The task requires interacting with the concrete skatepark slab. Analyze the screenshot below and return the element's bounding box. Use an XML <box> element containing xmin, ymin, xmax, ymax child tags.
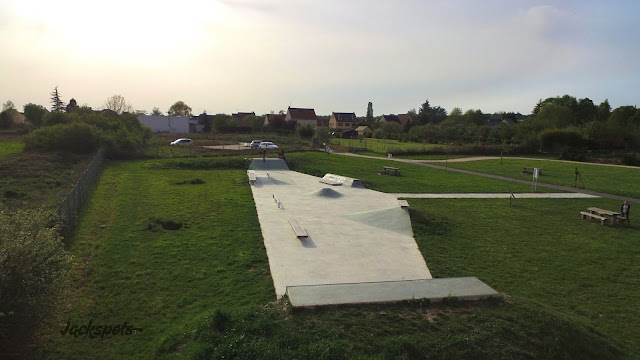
<box><xmin>248</xmin><ymin>158</ymin><xmax>499</xmax><ymax>306</ymax></box>
<box><xmin>286</xmin><ymin>277</ymin><xmax>501</xmax><ymax>307</ymax></box>
<box><xmin>248</xmin><ymin>159</ymin><xmax>431</xmax><ymax>297</ymax></box>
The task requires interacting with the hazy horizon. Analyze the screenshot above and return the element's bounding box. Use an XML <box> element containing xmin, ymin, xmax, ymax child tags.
<box><xmin>1</xmin><ymin>0</ymin><xmax>639</xmax><ymax>116</ymax></box>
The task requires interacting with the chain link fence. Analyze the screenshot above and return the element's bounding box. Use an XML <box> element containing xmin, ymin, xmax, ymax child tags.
<box><xmin>57</xmin><ymin>147</ymin><xmax>105</xmax><ymax>224</ymax></box>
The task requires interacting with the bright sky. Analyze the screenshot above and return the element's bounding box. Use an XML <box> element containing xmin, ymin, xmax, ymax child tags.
<box><xmin>1</xmin><ymin>0</ymin><xmax>639</xmax><ymax>116</ymax></box>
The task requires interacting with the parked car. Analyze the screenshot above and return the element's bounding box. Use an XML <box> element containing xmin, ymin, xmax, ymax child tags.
<box><xmin>258</xmin><ymin>141</ymin><xmax>278</xmax><ymax>149</ymax></box>
<box><xmin>250</xmin><ymin>140</ymin><xmax>263</xmax><ymax>148</ymax></box>
<box><xmin>170</xmin><ymin>138</ymin><xmax>192</xmax><ymax>146</ymax></box>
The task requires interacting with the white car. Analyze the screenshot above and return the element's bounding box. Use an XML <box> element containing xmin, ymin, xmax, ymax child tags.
<box><xmin>250</xmin><ymin>140</ymin><xmax>263</xmax><ymax>148</ymax></box>
<box><xmin>258</xmin><ymin>141</ymin><xmax>278</xmax><ymax>149</ymax></box>
<box><xmin>170</xmin><ymin>138</ymin><xmax>192</xmax><ymax>146</ymax></box>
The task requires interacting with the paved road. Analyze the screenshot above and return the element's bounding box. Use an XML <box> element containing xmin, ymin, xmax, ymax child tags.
<box><xmin>424</xmin><ymin>155</ymin><xmax>640</xmax><ymax>169</ymax></box>
<box><xmin>334</xmin><ymin>152</ymin><xmax>640</xmax><ymax>204</ymax></box>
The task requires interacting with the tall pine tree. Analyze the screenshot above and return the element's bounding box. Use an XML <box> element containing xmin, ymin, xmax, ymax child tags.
<box><xmin>50</xmin><ymin>86</ymin><xmax>65</xmax><ymax>112</ymax></box>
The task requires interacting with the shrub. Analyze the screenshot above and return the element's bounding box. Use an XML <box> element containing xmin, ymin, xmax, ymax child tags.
<box><xmin>539</xmin><ymin>129</ymin><xmax>587</xmax><ymax>152</ymax></box>
<box><xmin>297</xmin><ymin>124</ymin><xmax>315</xmax><ymax>138</ymax></box>
<box><xmin>23</xmin><ymin>122</ymin><xmax>103</xmax><ymax>154</ymax></box>
<box><xmin>0</xmin><ymin>208</ymin><xmax>70</xmax><ymax>355</ymax></box>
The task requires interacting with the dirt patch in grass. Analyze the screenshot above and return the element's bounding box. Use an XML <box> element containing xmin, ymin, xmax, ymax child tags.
<box><xmin>172</xmin><ymin>178</ymin><xmax>206</xmax><ymax>185</ymax></box>
<box><xmin>146</xmin><ymin>216</ymin><xmax>185</xmax><ymax>231</ymax></box>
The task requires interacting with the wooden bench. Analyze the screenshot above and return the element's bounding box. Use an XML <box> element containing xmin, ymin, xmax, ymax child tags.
<box><xmin>580</xmin><ymin>211</ymin><xmax>607</xmax><ymax>225</ymax></box>
<box><xmin>288</xmin><ymin>218</ymin><xmax>308</xmax><ymax>238</ymax></box>
<box><xmin>381</xmin><ymin>166</ymin><xmax>400</xmax><ymax>176</ymax></box>
<box><xmin>522</xmin><ymin>167</ymin><xmax>542</xmax><ymax>175</ymax></box>
<box><xmin>587</xmin><ymin>207</ymin><xmax>621</xmax><ymax>225</ymax></box>
<box><xmin>247</xmin><ymin>170</ymin><xmax>256</xmax><ymax>185</ymax></box>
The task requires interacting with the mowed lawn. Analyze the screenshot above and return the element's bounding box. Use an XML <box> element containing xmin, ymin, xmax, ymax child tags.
<box><xmin>287</xmin><ymin>151</ymin><xmax>553</xmax><ymax>193</ymax></box>
<box><xmin>445</xmin><ymin>158</ymin><xmax>640</xmax><ymax>199</ymax></box>
<box><xmin>0</xmin><ymin>141</ymin><xmax>24</xmax><ymax>160</ymax></box>
<box><xmin>409</xmin><ymin>197</ymin><xmax>640</xmax><ymax>352</ymax></box>
<box><xmin>36</xmin><ymin>154</ymin><xmax>640</xmax><ymax>358</ymax></box>
<box><xmin>37</xmin><ymin>160</ymin><xmax>274</xmax><ymax>359</ymax></box>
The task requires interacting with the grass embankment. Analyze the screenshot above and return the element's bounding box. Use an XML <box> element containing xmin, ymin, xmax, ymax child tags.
<box><xmin>286</xmin><ymin>151</ymin><xmax>551</xmax><ymax>194</ymax></box>
<box><xmin>0</xmin><ymin>151</ymin><xmax>93</xmax><ymax>210</ymax></box>
<box><xmin>0</xmin><ymin>141</ymin><xmax>24</xmax><ymax>160</ymax></box>
<box><xmin>446</xmin><ymin>158</ymin><xmax>640</xmax><ymax>199</ymax></box>
<box><xmin>36</xmin><ymin>155</ymin><xmax>639</xmax><ymax>358</ymax></box>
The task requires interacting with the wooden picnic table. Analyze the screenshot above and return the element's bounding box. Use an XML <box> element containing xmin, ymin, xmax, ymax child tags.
<box><xmin>522</xmin><ymin>167</ymin><xmax>542</xmax><ymax>175</ymax></box>
<box><xmin>587</xmin><ymin>207</ymin><xmax>622</xmax><ymax>225</ymax></box>
<box><xmin>381</xmin><ymin>166</ymin><xmax>400</xmax><ymax>176</ymax></box>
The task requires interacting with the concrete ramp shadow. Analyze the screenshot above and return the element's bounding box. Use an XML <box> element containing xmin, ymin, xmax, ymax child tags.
<box><xmin>344</xmin><ymin>207</ymin><xmax>413</xmax><ymax>236</ymax></box>
<box><xmin>306</xmin><ymin>187</ymin><xmax>343</xmax><ymax>199</ymax></box>
<box><xmin>249</xmin><ymin>158</ymin><xmax>290</xmax><ymax>171</ymax></box>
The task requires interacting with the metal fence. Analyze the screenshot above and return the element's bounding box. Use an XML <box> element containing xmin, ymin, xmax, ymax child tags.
<box><xmin>57</xmin><ymin>147</ymin><xmax>105</xmax><ymax>224</ymax></box>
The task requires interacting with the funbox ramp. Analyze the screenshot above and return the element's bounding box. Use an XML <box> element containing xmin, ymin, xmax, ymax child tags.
<box><xmin>286</xmin><ymin>278</ymin><xmax>501</xmax><ymax>307</ymax></box>
<box><xmin>249</xmin><ymin>158</ymin><xmax>290</xmax><ymax>171</ymax></box>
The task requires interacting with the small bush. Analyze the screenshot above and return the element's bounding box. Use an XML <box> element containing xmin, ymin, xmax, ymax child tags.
<box><xmin>0</xmin><ymin>208</ymin><xmax>70</xmax><ymax>355</ymax></box>
<box><xmin>622</xmin><ymin>153</ymin><xmax>640</xmax><ymax>166</ymax></box>
<box><xmin>23</xmin><ymin>122</ymin><xmax>103</xmax><ymax>154</ymax></box>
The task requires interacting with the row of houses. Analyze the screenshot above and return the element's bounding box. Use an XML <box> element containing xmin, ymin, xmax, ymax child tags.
<box><xmin>139</xmin><ymin>106</ymin><xmax>414</xmax><ymax>134</ymax></box>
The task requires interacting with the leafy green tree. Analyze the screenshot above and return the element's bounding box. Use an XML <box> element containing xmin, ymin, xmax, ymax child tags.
<box><xmin>576</xmin><ymin>98</ymin><xmax>597</xmax><ymax>124</ymax></box>
<box><xmin>0</xmin><ymin>111</ymin><xmax>14</xmax><ymax>129</ymax></box>
<box><xmin>607</xmin><ymin>106</ymin><xmax>637</xmax><ymax>127</ymax></box>
<box><xmin>2</xmin><ymin>100</ymin><xmax>15</xmax><ymax>112</ymax></box>
<box><xmin>151</xmin><ymin>107</ymin><xmax>163</xmax><ymax>116</ymax></box>
<box><xmin>464</xmin><ymin>109</ymin><xmax>485</xmax><ymax>125</ymax></box>
<box><xmin>298</xmin><ymin>124</ymin><xmax>315</xmax><ymax>138</ymax></box>
<box><xmin>23</xmin><ymin>103</ymin><xmax>49</xmax><ymax>127</ymax></box>
<box><xmin>168</xmin><ymin>101</ymin><xmax>192</xmax><ymax>117</ymax></box>
<box><xmin>596</xmin><ymin>99</ymin><xmax>611</xmax><ymax>122</ymax></box>
<box><xmin>50</xmin><ymin>86</ymin><xmax>65</xmax><ymax>112</ymax></box>
<box><xmin>366</xmin><ymin>102</ymin><xmax>373</xmax><ymax>122</ymax></box>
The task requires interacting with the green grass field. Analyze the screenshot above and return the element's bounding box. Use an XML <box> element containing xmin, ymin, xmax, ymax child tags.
<box><xmin>36</xmin><ymin>160</ymin><xmax>274</xmax><ymax>358</ymax></box>
<box><xmin>286</xmin><ymin>152</ymin><xmax>552</xmax><ymax>193</ymax></box>
<box><xmin>330</xmin><ymin>137</ymin><xmax>440</xmax><ymax>154</ymax></box>
<box><xmin>445</xmin><ymin>158</ymin><xmax>640</xmax><ymax>199</ymax></box>
<box><xmin>0</xmin><ymin>141</ymin><xmax>24</xmax><ymax>160</ymax></box>
<box><xmin>33</xmin><ymin>154</ymin><xmax>640</xmax><ymax>358</ymax></box>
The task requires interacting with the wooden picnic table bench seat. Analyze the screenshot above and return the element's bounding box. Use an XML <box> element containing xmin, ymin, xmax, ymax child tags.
<box><xmin>247</xmin><ymin>170</ymin><xmax>256</xmax><ymax>185</ymax></box>
<box><xmin>381</xmin><ymin>166</ymin><xmax>400</xmax><ymax>176</ymax></box>
<box><xmin>522</xmin><ymin>167</ymin><xmax>542</xmax><ymax>175</ymax></box>
<box><xmin>288</xmin><ymin>218</ymin><xmax>308</xmax><ymax>238</ymax></box>
<box><xmin>580</xmin><ymin>211</ymin><xmax>607</xmax><ymax>225</ymax></box>
<box><xmin>587</xmin><ymin>207</ymin><xmax>622</xmax><ymax>225</ymax></box>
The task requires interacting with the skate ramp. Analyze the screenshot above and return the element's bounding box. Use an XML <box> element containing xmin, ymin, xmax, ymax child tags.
<box><xmin>286</xmin><ymin>277</ymin><xmax>501</xmax><ymax>307</ymax></box>
<box><xmin>322</xmin><ymin>174</ymin><xmax>365</xmax><ymax>188</ymax></box>
<box><xmin>249</xmin><ymin>158</ymin><xmax>289</xmax><ymax>171</ymax></box>
<box><xmin>344</xmin><ymin>207</ymin><xmax>413</xmax><ymax>237</ymax></box>
<box><xmin>307</xmin><ymin>187</ymin><xmax>344</xmax><ymax>199</ymax></box>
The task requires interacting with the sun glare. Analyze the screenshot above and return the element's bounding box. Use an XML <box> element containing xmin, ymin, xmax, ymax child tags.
<box><xmin>9</xmin><ymin>0</ymin><xmax>232</xmax><ymax>63</ymax></box>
